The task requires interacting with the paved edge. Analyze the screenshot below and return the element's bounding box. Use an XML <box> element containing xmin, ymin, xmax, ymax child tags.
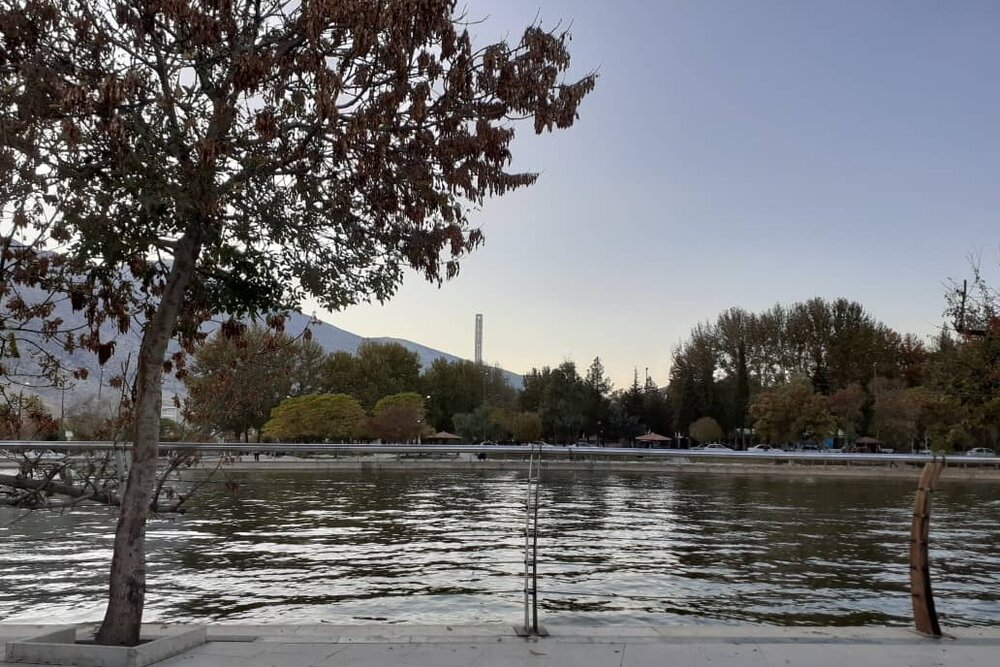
<box><xmin>3</xmin><ymin>624</ymin><xmax>999</xmax><ymax>646</ymax></box>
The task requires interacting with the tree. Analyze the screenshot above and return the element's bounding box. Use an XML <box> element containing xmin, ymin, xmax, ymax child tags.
<box><xmin>263</xmin><ymin>394</ymin><xmax>366</xmax><ymax>442</ymax></box>
<box><xmin>422</xmin><ymin>358</ymin><xmax>485</xmax><ymax>431</ymax></box>
<box><xmin>869</xmin><ymin>379</ymin><xmax>922</xmax><ymax>448</ymax></box>
<box><xmin>320</xmin><ymin>351</ymin><xmax>360</xmax><ymax>397</ymax></box>
<box><xmin>1</xmin><ymin>1</ymin><xmax>593</xmax><ymax>644</ymax></box>
<box><xmin>509</xmin><ymin>411</ymin><xmax>543</xmax><ymax>443</ymax></box>
<box><xmin>539</xmin><ymin>361</ymin><xmax>586</xmax><ymax>442</ymax></box>
<box><xmin>351</xmin><ymin>342</ymin><xmax>422</xmax><ymax>410</ymax></box>
<box><xmin>582</xmin><ymin>357</ymin><xmax>611</xmax><ymax>439</ymax></box>
<box><xmin>370</xmin><ymin>392</ymin><xmax>426</xmax><ymax>442</ymax></box>
<box><xmin>519</xmin><ymin>367</ymin><xmax>553</xmax><ymax>413</ymax></box>
<box><xmin>0</xmin><ymin>392</ymin><xmax>58</xmax><ymax>440</ymax></box>
<box><xmin>826</xmin><ymin>383</ymin><xmax>866</xmax><ymax>443</ymax></box>
<box><xmin>688</xmin><ymin>416</ymin><xmax>723</xmax><ymax>443</ymax></box>
<box><xmin>750</xmin><ymin>379</ymin><xmax>835</xmax><ymax>445</ymax></box>
<box><xmin>453</xmin><ymin>404</ymin><xmax>508</xmax><ymax>443</ymax></box>
<box><xmin>64</xmin><ymin>395</ymin><xmax>118</xmax><ymax>441</ymax></box>
<box><xmin>184</xmin><ymin>325</ymin><xmax>324</xmax><ymax>441</ymax></box>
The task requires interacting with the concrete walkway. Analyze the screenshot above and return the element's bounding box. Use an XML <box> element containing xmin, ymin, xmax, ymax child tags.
<box><xmin>2</xmin><ymin>623</ymin><xmax>998</xmax><ymax>667</ymax></box>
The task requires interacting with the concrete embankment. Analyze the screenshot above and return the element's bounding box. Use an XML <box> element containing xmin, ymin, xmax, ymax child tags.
<box><xmin>1</xmin><ymin>623</ymin><xmax>997</xmax><ymax>667</ymax></box>
<box><xmin>202</xmin><ymin>455</ymin><xmax>1000</xmax><ymax>481</ymax></box>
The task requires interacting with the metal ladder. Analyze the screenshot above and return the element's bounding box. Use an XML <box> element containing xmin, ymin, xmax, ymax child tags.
<box><xmin>515</xmin><ymin>443</ymin><xmax>547</xmax><ymax>636</ymax></box>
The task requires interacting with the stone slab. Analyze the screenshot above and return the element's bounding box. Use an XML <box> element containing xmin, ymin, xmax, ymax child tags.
<box><xmin>5</xmin><ymin>626</ymin><xmax>206</xmax><ymax>667</ymax></box>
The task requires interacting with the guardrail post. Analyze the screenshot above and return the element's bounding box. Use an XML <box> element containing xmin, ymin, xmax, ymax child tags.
<box><xmin>910</xmin><ymin>455</ymin><xmax>945</xmax><ymax>637</ymax></box>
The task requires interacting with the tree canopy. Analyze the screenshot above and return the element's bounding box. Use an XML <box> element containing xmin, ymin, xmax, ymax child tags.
<box><xmin>184</xmin><ymin>325</ymin><xmax>324</xmax><ymax>440</ymax></box>
<box><xmin>1</xmin><ymin>0</ymin><xmax>594</xmax><ymax>645</ymax></box>
<box><xmin>263</xmin><ymin>393</ymin><xmax>366</xmax><ymax>442</ymax></box>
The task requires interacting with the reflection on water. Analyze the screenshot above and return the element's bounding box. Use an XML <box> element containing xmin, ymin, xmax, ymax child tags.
<box><xmin>1</xmin><ymin>470</ymin><xmax>997</xmax><ymax>626</ymax></box>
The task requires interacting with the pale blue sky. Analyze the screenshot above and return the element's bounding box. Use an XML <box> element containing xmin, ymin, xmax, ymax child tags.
<box><xmin>316</xmin><ymin>0</ymin><xmax>1000</xmax><ymax>389</ymax></box>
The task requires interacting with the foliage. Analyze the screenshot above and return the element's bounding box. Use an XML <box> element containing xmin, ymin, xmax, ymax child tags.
<box><xmin>322</xmin><ymin>342</ymin><xmax>422</xmax><ymax>410</ymax></box>
<box><xmin>509</xmin><ymin>411</ymin><xmax>543</xmax><ymax>443</ymax></box>
<box><xmin>539</xmin><ymin>362</ymin><xmax>586</xmax><ymax>442</ymax></box>
<box><xmin>826</xmin><ymin>383</ymin><xmax>866</xmax><ymax>442</ymax></box>
<box><xmin>669</xmin><ymin>298</ymin><xmax>915</xmax><ymax>435</ymax></box>
<box><xmin>453</xmin><ymin>404</ymin><xmax>509</xmax><ymax>443</ymax></box>
<box><xmin>184</xmin><ymin>325</ymin><xmax>325</xmax><ymax>440</ymax></box>
<box><xmin>0</xmin><ymin>393</ymin><xmax>58</xmax><ymax>440</ymax></box>
<box><xmin>421</xmin><ymin>358</ymin><xmax>485</xmax><ymax>431</ymax></box>
<box><xmin>582</xmin><ymin>357</ymin><xmax>612</xmax><ymax>437</ymax></box>
<box><xmin>688</xmin><ymin>416</ymin><xmax>723</xmax><ymax>443</ymax></box>
<box><xmin>749</xmin><ymin>379</ymin><xmax>835</xmax><ymax>445</ymax></box>
<box><xmin>159</xmin><ymin>418</ymin><xmax>184</xmax><ymax>442</ymax></box>
<box><xmin>869</xmin><ymin>378</ymin><xmax>922</xmax><ymax>448</ymax></box>
<box><xmin>370</xmin><ymin>392</ymin><xmax>426</xmax><ymax>442</ymax></box>
<box><xmin>263</xmin><ymin>394</ymin><xmax>366</xmax><ymax>442</ymax></box>
<box><xmin>2</xmin><ymin>0</ymin><xmax>592</xmax><ymax>644</ymax></box>
<box><xmin>926</xmin><ymin>281</ymin><xmax>1000</xmax><ymax>450</ymax></box>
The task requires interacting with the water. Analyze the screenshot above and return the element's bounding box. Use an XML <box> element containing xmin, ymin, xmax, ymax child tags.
<box><xmin>1</xmin><ymin>470</ymin><xmax>997</xmax><ymax>626</ymax></box>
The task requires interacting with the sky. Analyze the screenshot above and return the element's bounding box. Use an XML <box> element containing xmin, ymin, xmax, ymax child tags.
<box><xmin>311</xmin><ymin>0</ymin><xmax>1000</xmax><ymax>390</ymax></box>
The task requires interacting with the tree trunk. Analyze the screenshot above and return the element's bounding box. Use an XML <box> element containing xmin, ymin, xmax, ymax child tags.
<box><xmin>95</xmin><ymin>235</ymin><xmax>200</xmax><ymax>646</ymax></box>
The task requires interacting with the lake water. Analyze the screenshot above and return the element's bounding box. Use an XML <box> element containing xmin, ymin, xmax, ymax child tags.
<box><xmin>1</xmin><ymin>469</ymin><xmax>997</xmax><ymax>626</ymax></box>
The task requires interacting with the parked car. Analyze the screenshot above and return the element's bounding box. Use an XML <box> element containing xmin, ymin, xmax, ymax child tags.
<box><xmin>702</xmin><ymin>443</ymin><xmax>733</xmax><ymax>451</ymax></box>
<box><xmin>966</xmin><ymin>447</ymin><xmax>996</xmax><ymax>457</ymax></box>
<box><xmin>748</xmin><ymin>444</ymin><xmax>783</xmax><ymax>453</ymax></box>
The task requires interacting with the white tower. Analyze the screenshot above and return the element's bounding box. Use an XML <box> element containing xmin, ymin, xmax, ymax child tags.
<box><xmin>475</xmin><ymin>313</ymin><xmax>483</xmax><ymax>364</ymax></box>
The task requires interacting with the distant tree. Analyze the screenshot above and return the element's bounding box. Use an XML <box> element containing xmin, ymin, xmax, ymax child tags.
<box><xmin>605</xmin><ymin>392</ymin><xmax>642</xmax><ymax>443</ymax></box>
<box><xmin>519</xmin><ymin>367</ymin><xmax>553</xmax><ymax>413</ymax></box>
<box><xmin>750</xmin><ymin>379</ymin><xmax>835</xmax><ymax>445</ymax></box>
<box><xmin>482</xmin><ymin>364</ymin><xmax>519</xmax><ymax>410</ymax></box>
<box><xmin>582</xmin><ymin>357</ymin><xmax>612</xmax><ymax>438</ymax></box>
<box><xmin>539</xmin><ymin>361</ymin><xmax>586</xmax><ymax>442</ymax></box>
<box><xmin>351</xmin><ymin>342</ymin><xmax>423</xmax><ymax>410</ymax></box>
<box><xmin>320</xmin><ymin>351</ymin><xmax>360</xmax><ymax>397</ymax></box>
<box><xmin>159</xmin><ymin>418</ymin><xmax>184</xmax><ymax>442</ymax></box>
<box><xmin>622</xmin><ymin>369</ymin><xmax>644</xmax><ymax>422</ymax></box>
<box><xmin>453</xmin><ymin>404</ymin><xmax>508</xmax><ymax>443</ymax></box>
<box><xmin>184</xmin><ymin>326</ymin><xmax>324</xmax><ymax>441</ymax></box>
<box><xmin>929</xmin><ymin>266</ymin><xmax>1000</xmax><ymax>449</ymax></box>
<box><xmin>688</xmin><ymin>416</ymin><xmax>723</xmax><ymax>443</ymax></box>
<box><xmin>371</xmin><ymin>392</ymin><xmax>426</xmax><ymax>442</ymax></box>
<box><xmin>668</xmin><ymin>331</ymin><xmax>720</xmax><ymax>434</ymax></box>
<box><xmin>1</xmin><ymin>0</ymin><xmax>592</xmax><ymax>643</ymax></box>
<box><xmin>869</xmin><ymin>378</ymin><xmax>922</xmax><ymax>449</ymax></box>
<box><xmin>64</xmin><ymin>396</ymin><xmax>118</xmax><ymax>441</ymax></box>
<box><xmin>826</xmin><ymin>383</ymin><xmax>866</xmax><ymax>443</ymax></box>
<box><xmin>509</xmin><ymin>411</ymin><xmax>543</xmax><ymax>443</ymax></box>
<box><xmin>263</xmin><ymin>394</ymin><xmax>366</xmax><ymax>442</ymax></box>
<box><xmin>421</xmin><ymin>358</ymin><xmax>483</xmax><ymax>431</ymax></box>
<box><xmin>641</xmin><ymin>383</ymin><xmax>673</xmax><ymax>437</ymax></box>
<box><xmin>0</xmin><ymin>393</ymin><xmax>58</xmax><ymax>440</ymax></box>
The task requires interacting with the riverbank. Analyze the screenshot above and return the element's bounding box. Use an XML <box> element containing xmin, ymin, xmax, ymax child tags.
<box><xmin>2</xmin><ymin>623</ymin><xmax>997</xmax><ymax>667</ymax></box>
<box><xmin>198</xmin><ymin>455</ymin><xmax>1000</xmax><ymax>481</ymax></box>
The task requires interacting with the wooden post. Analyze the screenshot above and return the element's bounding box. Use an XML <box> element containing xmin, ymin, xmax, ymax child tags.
<box><xmin>910</xmin><ymin>456</ymin><xmax>945</xmax><ymax>637</ymax></box>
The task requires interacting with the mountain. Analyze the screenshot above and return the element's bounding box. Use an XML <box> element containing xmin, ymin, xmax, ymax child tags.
<box><xmin>7</xmin><ymin>303</ymin><xmax>522</xmax><ymax>411</ymax></box>
<box><xmin>283</xmin><ymin>311</ymin><xmax>522</xmax><ymax>387</ymax></box>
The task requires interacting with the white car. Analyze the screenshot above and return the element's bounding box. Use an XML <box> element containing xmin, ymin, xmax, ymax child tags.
<box><xmin>966</xmin><ymin>447</ymin><xmax>996</xmax><ymax>457</ymax></box>
<box><xmin>702</xmin><ymin>443</ymin><xmax>733</xmax><ymax>451</ymax></box>
<box><xmin>748</xmin><ymin>444</ymin><xmax>783</xmax><ymax>453</ymax></box>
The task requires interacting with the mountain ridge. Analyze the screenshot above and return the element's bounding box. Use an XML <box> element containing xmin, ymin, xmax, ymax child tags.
<box><xmin>8</xmin><ymin>305</ymin><xmax>523</xmax><ymax>411</ymax></box>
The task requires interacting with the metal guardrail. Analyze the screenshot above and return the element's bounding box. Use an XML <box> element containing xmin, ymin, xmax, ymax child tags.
<box><xmin>1</xmin><ymin>441</ymin><xmax>998</xmax><ymax>465</ymax></box>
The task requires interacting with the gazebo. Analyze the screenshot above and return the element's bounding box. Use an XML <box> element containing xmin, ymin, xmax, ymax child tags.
<box><xmin>426</xmin><ymin>431</ymin><xmax>463</xmax><ymax>444</ymax></box>
<box><xmin>634</xmin><ymin>432</ymin><xmax>672</xmax><ymax>448</ymax></box>
<box><xmin>853</xmin><ymin>436</ymin><xmax>883</xmax><ymax>453</ymax></box>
